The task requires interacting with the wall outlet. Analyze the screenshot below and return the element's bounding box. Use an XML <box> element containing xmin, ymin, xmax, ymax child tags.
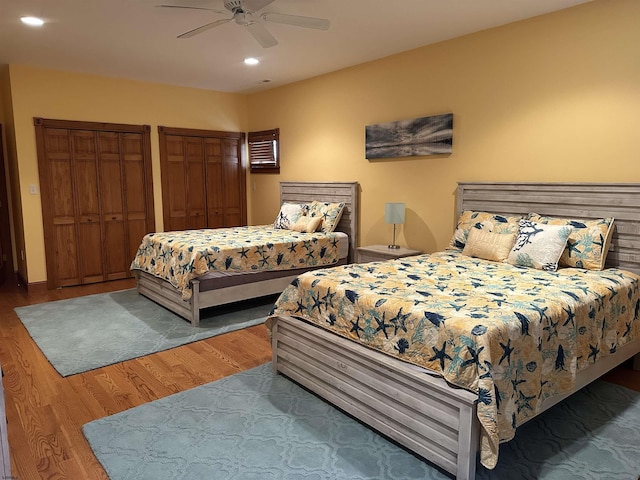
<box><xmin>29</xmin><ymin>184</ymin><xmax>38</xmax><ymax>195</ymax></box>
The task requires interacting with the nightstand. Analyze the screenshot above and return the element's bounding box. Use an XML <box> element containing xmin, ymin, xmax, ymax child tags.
<box><xmin>356</xmin><ymin>244</ymin><xmax>423</xmax><ymax>263</ymax></box>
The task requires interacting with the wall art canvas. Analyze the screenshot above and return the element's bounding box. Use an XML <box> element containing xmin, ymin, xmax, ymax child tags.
<box><xmin>365</xmin><ymin>113</ymin><xmax>453</xmax><ymax>160</ymax></box>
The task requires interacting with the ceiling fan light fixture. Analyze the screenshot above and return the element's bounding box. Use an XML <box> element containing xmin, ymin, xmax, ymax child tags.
<box><xmin>21</xmin><ymin>16</ymin><xmax>45</xmax><ymax>27</ymax></box>
<box><xmin>244</xmin><ymin>57</ymin><xmax>259</xmax><ymax>65</ymax></box>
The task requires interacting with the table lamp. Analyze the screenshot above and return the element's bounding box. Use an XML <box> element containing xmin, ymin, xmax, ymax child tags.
<box><xmin>385</xmin><ymin>202</ymin><xmax>405</xmax><ymax>249</ymax></box>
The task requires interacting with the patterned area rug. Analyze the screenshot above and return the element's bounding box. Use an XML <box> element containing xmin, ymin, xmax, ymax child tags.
<box><xmin>15</xmin><ymin>289</ymin><xmax>272</xmax><ymax>377</ymax></box>
<box><xmin>83</xmin><ymin>363</ymin><xmax>640</xmax><ymax>480</ymax></box>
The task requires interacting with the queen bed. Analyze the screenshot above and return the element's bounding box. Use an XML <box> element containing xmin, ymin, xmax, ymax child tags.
<box><xmin>132</xmin><ymin>181</ymin><xmax>359</xmax><ymax>326</ymax></box>
<box><xmin>267</xmin><ymin>182</ymin><xmax>640</xmax><ymax>480</ymax></box>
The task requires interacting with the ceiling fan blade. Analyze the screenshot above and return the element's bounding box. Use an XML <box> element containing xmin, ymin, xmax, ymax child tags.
<box><xmin>242</xmin><ymin>0</ymin><xmax>276</xmax><ymax>12</ymax></box>
<box><xmin>158</xmin><ymin>5</ymin><xmax>221</xmax><ymax>12</ymax></box>
<box><xmin>261</xmin><ymin>12</ymin><xmax>330</xmax><ymax>30</ymax></box>
<box><xmin>178</xmin><ymin>18</ymin><xmax>232</xmax><ymax>38</ymax></box>
<box><xmin>245</xmin><ymin>21</ymin><xmax>278</xmax><ymax>48</ymax></box>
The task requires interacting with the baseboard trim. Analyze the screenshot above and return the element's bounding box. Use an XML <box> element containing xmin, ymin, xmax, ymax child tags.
<box><xmin>27</xmin><ymin>281</ymin><xmax>49</xmax><ymax>294</ymax></box>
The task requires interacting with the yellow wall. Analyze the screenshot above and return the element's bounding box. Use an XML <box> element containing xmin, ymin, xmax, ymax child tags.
<box><xmin>246</xmin><ymin>0</ymin><xmax>640</xmax><ymax>254</ymax></box>
<box><xmin>8</xmin><ymin>65</ymin><xmax>248</xmax><ymax>283</ymax></box>
<box><xmin>5</xmin><ymin>0</ymin><xmax>640</xmax><ymax>285</ymax></box>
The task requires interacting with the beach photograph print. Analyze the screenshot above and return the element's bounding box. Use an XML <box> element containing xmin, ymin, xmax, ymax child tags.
<box><xmin>365</xmin><ymin>113</ymin><xmax>453</xmax><ymax>159</ymax></box>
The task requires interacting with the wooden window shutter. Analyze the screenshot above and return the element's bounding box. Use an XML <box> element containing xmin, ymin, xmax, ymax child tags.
<box><xmin>248</xmin><ymin>128</ymin><xmax>279</xmax><ymax>173</ymax></box>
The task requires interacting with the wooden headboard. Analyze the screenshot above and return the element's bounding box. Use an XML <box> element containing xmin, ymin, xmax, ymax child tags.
<box><xmin>280</xmin><ymin>181</ymin><xmax>359</xmax><ymax>263</ymax></box>
<box><xmin>457</xmin><ymin>182</ymin><xmax>640</xmax><ymax>275</ymax></box>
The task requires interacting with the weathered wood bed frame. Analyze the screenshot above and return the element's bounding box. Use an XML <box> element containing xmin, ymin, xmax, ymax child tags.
<box><xmin>270</xmin><ymin>182</ymin><xmax>640</xmax><ymax>480</ymax></box>
<box><xmin>135</xmin><ymin>181</ymin><xmax>359</xmax><ymax>326</ymax></box>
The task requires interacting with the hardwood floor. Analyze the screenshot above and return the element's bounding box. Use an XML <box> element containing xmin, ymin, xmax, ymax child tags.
<box><xmin>0</xmin><ymin>278</ymin><xmax>272</xmax><ymax>479</ymax></box>
<box><xmin>1</xmin><ymin>278</ymin><xmax>639</xmax><ymax>479</ymax></box>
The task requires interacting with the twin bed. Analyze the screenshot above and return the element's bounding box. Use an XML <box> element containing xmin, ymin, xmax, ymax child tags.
<box><xmin>267</xmin><ymin>182</ymin><xmax>640</xmax><ymax>479</ymax></box>
<box><xmin>132</xmin><ymin>182</ymin><xmax>359</xmax><ymax>326</ymax></box>
<box><xmin>132</xmin><ymin>180</ymin><xmax>640</xmax><ymax>479</ymax></box>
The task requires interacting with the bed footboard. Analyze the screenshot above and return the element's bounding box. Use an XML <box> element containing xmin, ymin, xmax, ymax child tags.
<box><xmin>135</xmin><ymin>271</ymin><xmax>199</xmax><ymax>324</ymax></box>
<box><xmin>136</xmin><ymin>270</ymin><xmax>305</xmax><ymax>327</ymax></box>
<box><xmin>271</xmin><ymin>315</ymin><xmax>479</xmax><ymax>480</ymax></box>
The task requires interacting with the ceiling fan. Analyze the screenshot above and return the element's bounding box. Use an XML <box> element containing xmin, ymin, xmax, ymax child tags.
<box><xmin>160</xmin><ymin>0</ymin><xmax>330</xmax><ymax>48</ymax></box>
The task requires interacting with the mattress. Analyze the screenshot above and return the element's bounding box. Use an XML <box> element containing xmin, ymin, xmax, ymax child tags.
<box><xmin>195</xmin><ymin>232</ymin><xmax>349</xmax><ymax>291</ymax></box>
<box><xmin>131</xmin><ymin>226</ymin><xmax>345</xmax><ymax>299</ymax></box>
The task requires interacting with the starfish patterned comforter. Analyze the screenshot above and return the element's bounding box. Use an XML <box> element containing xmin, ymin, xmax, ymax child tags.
<box><xmin>268</xmin><ymin>250</ymin><xmax>640</xmax><ymax>468</ymax></box>
<box><xmin>130</xmin><ymin>226</ymin><xmax>342</xmax><ymax>300</ymax></box>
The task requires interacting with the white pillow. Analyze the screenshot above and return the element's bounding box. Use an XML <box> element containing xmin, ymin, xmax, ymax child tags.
<box><xmin>273</xmin><ymin>203</ymin><xmax>306</xmax><ymax>229</ymax></box>
<box><xmin>507</xmin><ymin>220</ymin><xmax>572</xmax><ymax>272</ymax></box>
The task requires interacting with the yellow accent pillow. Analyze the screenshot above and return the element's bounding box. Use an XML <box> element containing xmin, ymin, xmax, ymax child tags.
<box><xmin>462</xmin><ymin>229</ymin><xmax>517</xmax><ymax>262</ymax></box>
<box><xmin>291</xmin><ymin>216</ymin><xmax>323</xmax><ymax>233</ymax></box>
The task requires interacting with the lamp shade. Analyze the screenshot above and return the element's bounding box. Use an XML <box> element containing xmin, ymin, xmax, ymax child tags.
<box><xmin>385</xmin><ymin>202</ymin><xmax>405</xmax><ymax>224</ymax></box>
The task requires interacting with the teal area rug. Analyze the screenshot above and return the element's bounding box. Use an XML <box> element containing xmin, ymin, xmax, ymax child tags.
<box><xmin>15</xmin><ymin>289</ymin><xmax>273</xmax><ymax>377</ymax></box>
<box><xmin>83</xmin><ymin>363</ymin><xmax>640</xmax><ymax>480</ymax></box>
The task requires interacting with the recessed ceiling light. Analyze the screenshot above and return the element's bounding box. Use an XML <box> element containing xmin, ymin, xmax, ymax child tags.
<box><xmin>244</xmin><ymin>58</ymin><xmax>259</xmax><ymax>66</ymax></box>
<box><xmin>21</xmin><ymin>16</ymin><xmax>44</xmax><ymax>27</ymax></box>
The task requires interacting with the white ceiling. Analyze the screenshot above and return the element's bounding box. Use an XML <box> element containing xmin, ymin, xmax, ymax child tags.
<box><xmin>0</xmin><ymin>0</ymin><xmax>591</xmax><ymax>94</ymax></box>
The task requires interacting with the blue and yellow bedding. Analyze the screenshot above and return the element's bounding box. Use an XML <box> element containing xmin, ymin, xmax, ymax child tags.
<box><xmin>130</xmin><ymin>226</ymin><xmax>342</xmax><ymax>300</ymax></box>
<box><xmin>268</xmin><ymin>250</ymin><xmax>640</xmax><ymax>468</ymax></box>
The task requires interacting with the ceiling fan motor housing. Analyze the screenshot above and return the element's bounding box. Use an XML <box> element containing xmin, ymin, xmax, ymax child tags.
<box><xmin>224</xmin><ymin>1</ymin><xmax>245</xmax><ymax>13</ymax></box>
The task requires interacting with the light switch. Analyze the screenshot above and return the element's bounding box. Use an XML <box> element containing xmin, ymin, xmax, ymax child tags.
<box><xmin>29</xmin><ymin>184</ymin><xmax>38</xmax><ymax>195</ymax></box>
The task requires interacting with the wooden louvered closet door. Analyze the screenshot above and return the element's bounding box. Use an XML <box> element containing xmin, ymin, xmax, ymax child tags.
<box><xmin>162</xmin><ymin>134</ymin><xmax>208</xmax><ymax>230</ymax></box>
<box><xmin>159</xmin><ymin>126</ymin><xmax>246</xmax><ymax>232</ymax></box>
<box><xmin>73</xmin><ymin>129</ymin><xmax>103</xmax><ymax>283</ymax></box>
<box><xmin>35</xmin><ymin>118</ymin><xmax>155</xmax><ymax>289</ymax></box>
<box><xmin>205</xmin><ymin>137</ymin><xmax>245</xmax><ymax>228</ymax></box>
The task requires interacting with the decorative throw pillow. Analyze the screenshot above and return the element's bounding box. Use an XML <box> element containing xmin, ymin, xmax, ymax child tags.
<box><xmin>449</xmin><ymin>211</ymin><xmax>524</xmax><ymax>250</ymax></box>
<box><xmin>462</xmin><ymin>229</ymin><xmax>517</xmax><ymax>262</ymax></box>
<box><xmin>273</xmin><ymin>203</ymin><xmax>306</xmax><ymax>230</ymax></box>
<box><xmin>527</xmin><ymin>213</ymin><xmax>614</xmax><ymax>270</ymax></box>
<box><xmin>291</xmin><ymin>216</ymin><xmax>323</xmax><ymax>233</ymax></box>
<box><xmin>308</xmin><ymin>201</ymin><xmax>345</xmax><ymax>233</ymax></box>
<box><xmin>507</xmin><ymin>219</ymin><xmax>572</xmax><ymax>271</ymax></box>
